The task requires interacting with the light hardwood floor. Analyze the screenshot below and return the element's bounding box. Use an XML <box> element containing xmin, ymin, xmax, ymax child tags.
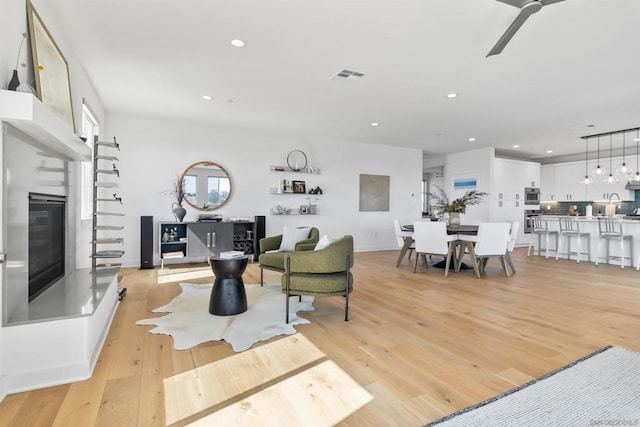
<box><xmin>1</xmin><ymin>248</ymin><xmax>639</xmax><ymax>426</ymax></box>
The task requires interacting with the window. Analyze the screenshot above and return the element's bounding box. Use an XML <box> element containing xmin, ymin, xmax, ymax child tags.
<box><xmin>208</xmin><ymin>176</ymin><xmax>230</xmax><ymax>206</ymax></box>
<box><xmin>183</xmin><ymin>175</ymin><xmax>196</xmax><ymax>206</ymax></box>
<box><xmin>80</xmin><ymin>103</ymin><xmax>99</xmax><ymax>220</ymax></box>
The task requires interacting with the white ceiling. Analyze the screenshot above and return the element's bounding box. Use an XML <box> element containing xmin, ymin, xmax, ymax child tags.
<box><xmin>33</xmin><ymin>0</ymin><xmax>640</xmax><ymax>162</ymax></box>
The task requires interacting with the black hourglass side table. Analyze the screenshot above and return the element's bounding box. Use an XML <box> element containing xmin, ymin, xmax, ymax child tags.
<box><xmin>209</xmin><ymin>255</ymin><xmax>249</xmax><ymax>315</ymax></box>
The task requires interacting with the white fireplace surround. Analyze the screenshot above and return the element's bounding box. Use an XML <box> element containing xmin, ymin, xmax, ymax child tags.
<box><xmin>0</xmin><ymin>90</ymin><xmax>119</xmax><ymax>400</ymax></box>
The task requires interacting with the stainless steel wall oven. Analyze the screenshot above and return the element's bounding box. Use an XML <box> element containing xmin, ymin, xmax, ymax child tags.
<box><xmin>524</xmin><ymin>209</ymin><xmax>541</xmax><ymax>233</ymax></box>
<box><xmin>524</xmin><ymin>187</ymin><xmax>541</xmax><ymax>205</ymax></box>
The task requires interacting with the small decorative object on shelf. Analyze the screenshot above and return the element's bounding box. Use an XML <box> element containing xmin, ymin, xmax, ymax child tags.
<box><xmin>7</xmin><ymin>70</ymin><xmax>20</xmax><ymax>91</ymax></box>
<box><xmin>287</xmin><ymin>150</ymin><xmax>308</xmax><ymax>172</ymax></box>
<box><xmin>300</xmin><ymin>205</ymin><xmax>309</xmax><ymax>214</ymax></box>
<box><xmin>172</xmin><ymin>202</ymin><xmax>186</xmax><ymax>222</ymax></box>
<box><xmin>270</xmin><ymin>204</ymin><xmax>292</xmax><ymax>215</ymax></box>
<box><xmin>306</xmin><ymin>196</ymin><xmax>319</xmax><ymax>215</ymax></box>
<box><xmin>7</xmin><ymin>32</ymin><xmax>28</xmax><ymax>91</ymax></box>
<box><xmin>163</xmin><ymin>251</ymin><xmax>184</xmax><ymax>259</ymax></box>
<box><xmin>292</xmin><ymin>180</ymin><xmax>306</xmax><ymax>193</ymax></box>
<box><xmin>309</xmin><ymin>186</ymin><xmax>323</xmax><ymax>195</ymax></box>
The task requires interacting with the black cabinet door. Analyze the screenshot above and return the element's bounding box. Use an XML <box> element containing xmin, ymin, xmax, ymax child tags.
<box><xmin>187</xmin><ymin>223</ymin><xmax>233</xmax><ymax>259</ymax></box>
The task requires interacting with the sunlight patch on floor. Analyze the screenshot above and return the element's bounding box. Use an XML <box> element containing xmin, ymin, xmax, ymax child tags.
<box><xmin>163</xmin><ymin>334</ymin><xmax>373</xmax><ymax>426</ymax></box>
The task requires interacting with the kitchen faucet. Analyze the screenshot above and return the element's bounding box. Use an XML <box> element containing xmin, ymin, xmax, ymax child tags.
<box><xmin>608</xmin><ymin>192</ymin><xmax>620</xmax><ymax>216</ymax></box>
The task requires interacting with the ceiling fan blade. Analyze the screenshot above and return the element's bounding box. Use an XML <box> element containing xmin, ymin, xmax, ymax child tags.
<box><xmin>495</xmin><ymin>0</ymin><xmax>529</xmax><ymax>7</ymax></box>
<box><xmin>486</xmin><ymin>8</ymin><xmax>533</xmax><ymax>57</ymax></box>
<box><xmin>540</xmin><ymin>0</ymin><xmax>565</xmax><ymax>5</ymax></box>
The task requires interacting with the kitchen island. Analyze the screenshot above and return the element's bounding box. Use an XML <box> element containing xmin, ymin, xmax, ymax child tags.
<box><xmin>533</xmin><ymin>215</ymin><xmax>640</xmax><ymax>268</ymax></box>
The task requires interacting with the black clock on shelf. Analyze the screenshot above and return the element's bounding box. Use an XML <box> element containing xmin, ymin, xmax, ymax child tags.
<box><xmin>287</xmin><ymin>150</ymin><xmax>308</xmax><ymax>172</ymax></box>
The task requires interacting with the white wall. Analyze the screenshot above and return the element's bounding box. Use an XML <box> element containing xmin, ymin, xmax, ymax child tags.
<box><xmin>442</xmin><ymin>147</ymin><xmax>495</xmax><ymax>223</ymax></box>
<box><xmin>105</xmin><ymin>113</ymin><xmax>424</xmax><ymax>267</ymax></box>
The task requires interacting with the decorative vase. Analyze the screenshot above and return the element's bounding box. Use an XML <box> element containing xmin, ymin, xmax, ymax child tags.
<box><xmin>448</xmin><ymin>212</ymin><xmax>461</xmax><ymax>226</ymax></box>
<box><xmin>7</xmin><ymin>70</ymin><xmax>20</xmax><ymax>91</ymax></box>
<box><xmin>172</xmin><ymin>202</ymin><xmax>186</xmax><ymax>222</ymax></box>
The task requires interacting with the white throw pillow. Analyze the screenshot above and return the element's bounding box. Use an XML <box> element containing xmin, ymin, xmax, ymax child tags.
<box><xmin>314</xmin><ymin>235</ymin><xmax>336</xmax><ymax>251</ymax></box>
<box><xmin>279</xmin><ymin>226</ymin><xmax>312</xmax><ymax>252</ymax></box>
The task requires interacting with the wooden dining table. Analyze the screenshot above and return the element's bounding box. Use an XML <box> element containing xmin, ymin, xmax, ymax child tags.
<box><xmin>397</xmin><ymin>223</ymin><xmax>479</xmax><ymax>270</ymax></box>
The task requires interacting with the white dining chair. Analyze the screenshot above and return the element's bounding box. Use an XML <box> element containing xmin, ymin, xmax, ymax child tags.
<box><xmin>505</xmin><ymin>221</ymin><xmax>520</xmax><ymax>274</ymax></box>
<box><xmin>412</xmin><ymin>221</ymin><xmax>459</xmax><ymax>277</ymax></box>
<box><xmin>393</xmin><ymin>219</ymin><xmax>415</xmax><ymax>267</ymax></box>
<box><xmin>457</xmin><ymin>222</ymin><xmax>512</xmax><ymax>278</ymax></box>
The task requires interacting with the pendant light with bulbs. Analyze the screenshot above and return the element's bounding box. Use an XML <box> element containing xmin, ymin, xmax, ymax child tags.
<box><xmin>581</xmin><ymin>137</ymin><xmax>594</xmax><ymax>185</ymax></box>
<box><xmin>631</xmin><ymin>129</ymin><xmax>640</xmax><ymax>184</ymax></box>
<box><xmin>605</xmin><ymin>134</ymin><xmax>619</xmax><ymax>184</ymax></box>
<box><xmin>592</xmin><ymin>135</ymin><xmax>605</xmax><ymax>178</ymax></box>
<box><xmin>581</xmin><ymin>126</ymin><xmax>640</xmax><ymax>189</ymax></box>
<box><xmin>617</xmin><ymin>131</ymin><xmax>631</xmax><ymax>175</ymax></box>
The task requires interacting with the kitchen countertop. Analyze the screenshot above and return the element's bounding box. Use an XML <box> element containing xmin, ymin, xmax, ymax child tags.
<box><xmin>539</xmin><ymin>214</ymin><xmax>640</xmax><ymax>223</ymax></box>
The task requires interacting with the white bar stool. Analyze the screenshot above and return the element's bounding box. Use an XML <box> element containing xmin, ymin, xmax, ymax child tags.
<box><xmin>527</xmin><ymin>216</ymin><xmax>559</xmax><ymax>259</ymax></box>
<box><xmin>596</xmin><ymin>217</ymin><xmax>633</xmax><ymax>269</ymax></box>
<box><xmin>556</xmin><ymin>217</ymin><xmax>591</xmax><ymax>263</ymax></box>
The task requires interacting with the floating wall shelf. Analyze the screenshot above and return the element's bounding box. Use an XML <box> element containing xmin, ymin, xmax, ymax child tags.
<box><xmin>0</xmin><ymin>90</ymin><xmax>90</xmax><ymax>160</ymax></box>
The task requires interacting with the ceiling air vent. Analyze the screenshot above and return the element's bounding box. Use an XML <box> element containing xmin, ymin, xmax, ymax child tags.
<box><xmin>330</xmin><ymin>69</ymin><xmax>366</xmax><ymax>81</ymax></box>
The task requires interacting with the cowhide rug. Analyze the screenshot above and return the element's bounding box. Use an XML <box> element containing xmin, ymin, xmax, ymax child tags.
<box><xmin>137</xmin><ymin>283</ymin><xmax>315</xmax><ymax>352</ymax></box>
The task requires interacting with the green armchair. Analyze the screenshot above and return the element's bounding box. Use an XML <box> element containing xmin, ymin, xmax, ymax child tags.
<box><xmin>258</xmin><ymin>227</ymin><xmax>320</xmax><ymax>285</ymax></box>
<box><xmin>282</xmin><ymin>235</ymin><xmax>354</xmax><ymax>323</ymax></box>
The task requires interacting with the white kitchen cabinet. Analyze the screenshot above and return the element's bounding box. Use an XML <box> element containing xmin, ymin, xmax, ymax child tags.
<box><xmin>541</xmin><ymin>158</ymin><xmax>635</xmax><ymax>202</ymax></box>
<box><xmin>491</xmin><ymin>158</ymin><xmax>540</xmax><ymax>245</ymax></box>
<box><xmin>541</xmin><ymin>162</ymin><xmax>586</xmax><ymax>201</ymax></box>
<box><xmin>540</xmin><ymin>165</ymin><xmax>555</xmax><ymax>201</ymax></box>
<box><xmin>493</xmin><ymin>158</ymin><xmax>540</xmax><ymax>200</ymax></box>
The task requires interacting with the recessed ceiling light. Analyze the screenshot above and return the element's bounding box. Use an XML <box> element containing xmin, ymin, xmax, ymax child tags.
<box><xmin>202</xmin><ymin>95</ymin><xmax>212</xmax><ymax>100</ymax></box>
<box><xmin>230</xmin><ymin>39</ymin><xmax>246</xmax><ymax>48</ymax></box>
<box><xmin>513</xmin><ymin>144</ymin><xmax>520</xmax><ymax>148</ymax></box>
<box><xmin>585</xmin><ymin>124</ymin><xmax>596</xmax><ymax>128</ymax></box>
<box><xmin>546</xmin><ymin>150</ymin><xmax>553</xmax><ymax>154</ymax></box>
<box><xmin>447</xmin><ymin>93</ymin><xmax>458</xmax><ymax>98</ymax></box>
<box><xmin>371</xmin><ymin>122</ymin><xmax>379</xmax><ymax>127</ymax></box>
<box><xmin>468</xmin><ymin>137</ymin><xmax>475</xmax><ymax>142</ymax></box>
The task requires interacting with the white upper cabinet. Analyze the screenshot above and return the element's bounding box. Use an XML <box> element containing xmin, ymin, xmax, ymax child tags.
<box><xmin>554</xmin><ymin>162</ymin><xmax>587</xmax><ymax>201</ymax></box>
<box><xmin>493</xmin><ymin>158</ymin><xmax>540</xmax><ymax>201</ymax></box>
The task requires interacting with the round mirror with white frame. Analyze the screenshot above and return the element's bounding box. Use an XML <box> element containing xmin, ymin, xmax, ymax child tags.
<box><xmin>180</xmin><ymin>161</ymin><xmax>232</xmax><ymax>211</ymax></box>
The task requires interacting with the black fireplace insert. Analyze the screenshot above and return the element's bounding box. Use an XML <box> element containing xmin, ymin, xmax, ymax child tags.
<box><xmin>28</xmin><ymin>193</ymin><xmax>65</xmax><ymax>302</ymax></box>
